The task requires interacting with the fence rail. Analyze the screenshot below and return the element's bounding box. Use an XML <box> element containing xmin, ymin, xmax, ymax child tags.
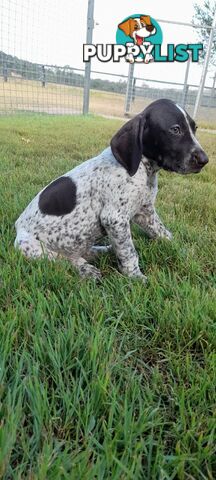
<box><xmin>0</xmin><ymin>56</ymin><xmax>216</xmax><ymax>124</ymax></box>
<box><xmin>0</xmin><ymin>0</ymin><xmax>216</xmax><ymax>125</ymax></box>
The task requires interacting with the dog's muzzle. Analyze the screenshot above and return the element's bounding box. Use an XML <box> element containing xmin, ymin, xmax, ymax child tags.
<box><xmin>191</xmin><ymin>148</ymin><xmax>209</xmax><ymax>170</ymax></box>
<box><xmin>146</xmin><ymin>25</ymin><xmax>154</xmax><ymax>32</ymax></box>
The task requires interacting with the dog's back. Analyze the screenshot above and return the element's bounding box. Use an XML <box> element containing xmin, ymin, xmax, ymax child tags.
<box><xmin>14</xmin><ymin>146</ymin><xmax>134</xmax><ymax>260</ymax></box>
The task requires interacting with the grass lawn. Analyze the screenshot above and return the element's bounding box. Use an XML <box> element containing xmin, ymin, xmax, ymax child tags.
<box><xmin>0</xmin><ymin>114</ymin><xmax>215</xmax><ymax>479</ymax></box>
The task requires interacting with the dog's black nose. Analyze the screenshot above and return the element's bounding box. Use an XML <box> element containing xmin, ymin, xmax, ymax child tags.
<box><xmin>146</xmin><ymin>25</ymin><xmax>154</xmax><ymax>32</ymax></box>
<box><xmin>192</xmin><ymin>149</ymin><xmax>209</xmax><ymax>167</ymax></box>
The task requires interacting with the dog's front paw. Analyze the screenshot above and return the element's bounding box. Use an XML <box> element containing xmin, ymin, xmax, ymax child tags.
<box><xmin>163</xmin><ymin>230</ymin><xmax>173</xmax><ymax>241</ymax></box>
<box><xmin>139</xmin><ymin>273</ymin><xmax>148</xmax><ymax>283</ymax></box>
<box><xmin>130</xmin><ymin>270</ymin><xmax>148</xmax><ymax>283</ymax></box>
<box><xmin>127</xmin><ymin>273</ymin><xmax>148</xmax><ymax>283</ymax></box>
<box><xmin>144</xmin><ymin>54</ymin><xmax>154</xmax><ymax>64</ymax></box>
<box><xmin>158</xmin><ymin>230</ymin><xmax>173</xmax><ymax>241</ymax></box>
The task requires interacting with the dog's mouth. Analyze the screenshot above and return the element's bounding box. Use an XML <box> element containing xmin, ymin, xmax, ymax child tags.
<box><xmin>160</xmin><ymin>160</ymin><xmax>204</xmax><ymax>175</ymax></box>
<box><xmin>135</xmin><ymin>34</ymin><xmax>144</xmax><ymax>46</ymax></box>
<box><xmin>175</xmin><ymin>164</ymin><xmax>205</xmax><ymax>175</ymax></box>
<box><xmin>186</xmin><ymin>165</ymin><xmax>205</xmax><ymax>174</ymax></box>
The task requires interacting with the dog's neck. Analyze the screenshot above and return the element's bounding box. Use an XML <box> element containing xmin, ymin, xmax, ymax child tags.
<box><xmin>141</xmin><ymin>156</ymin><xmax>160</xmax><ymax>175</ymax></box>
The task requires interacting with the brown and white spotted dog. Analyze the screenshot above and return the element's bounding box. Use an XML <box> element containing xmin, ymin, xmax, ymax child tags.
<box><xmin>118</xmin><ymin>15</ymin><xmax>156</xmax><ymax>63</ymax></box>
<box><xmin>15</xmin><ymin>99</ymin><xmax>208</xmax><ymax>281</ymax></box>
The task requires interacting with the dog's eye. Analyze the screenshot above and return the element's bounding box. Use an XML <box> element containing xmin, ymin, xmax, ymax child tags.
<box><xmin>169</xmin><ymin>125</ymin><xmax>181</xmax><ymax>135</ymax></box>
<box><xmin>134</xmin><ymin>24</ymin><xmax>139</xmax><ymax>30</ymax></box>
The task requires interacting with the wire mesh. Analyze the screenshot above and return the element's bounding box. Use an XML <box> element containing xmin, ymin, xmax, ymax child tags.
<box><xmin>121</xmin><ymin>19</ymin><xmax>216</xmax><ymax>124</ymax></box>
<box><xmin>89</xmin><ymin>70</ymin><xmax>127</xmax><ymax>117</ymax></box>
<box><xmin>127</xmin><ymin>76</ymin><xmax>216</xmax><ymax>124</ymax></box>
<box><xmin>0</xmin><ymin>0</ymin><xmax>85</xmax><ymax>114</ymax></box>
<box><xmin>0</xmin><ymin>1</ymin><xmax>216</xmax><ymax>124</ymax></box>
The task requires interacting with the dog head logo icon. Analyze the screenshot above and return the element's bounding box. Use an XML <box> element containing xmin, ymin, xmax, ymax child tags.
<box><xmin>116</xmin><ymin>14</ymin><xmax>162</xmax><ymax>63</ymax></box>
<box><xmin>118</xmin><ymin>15</ymin><xmax>156</xmax><ymax>45</ymax></box>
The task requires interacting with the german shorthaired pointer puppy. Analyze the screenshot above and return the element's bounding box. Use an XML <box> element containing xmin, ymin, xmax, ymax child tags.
<box><xmin>15</xmin><ymin>99</ymin><xmax>208</xmax><ymax>280</ymax></box>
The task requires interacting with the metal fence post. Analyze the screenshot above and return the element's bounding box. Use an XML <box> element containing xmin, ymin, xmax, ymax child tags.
<box><xmin>83</xmin><ymin>0</ymin><xmax>94</xmax><ymax>115</ymax></box>
<box><xmin>193</xmin><ymin>9</ymin><xmax>216</xmax><ymax>118</ymax></box>
<box><xmin>125</xmin><ymin>63</ymin><xmax>135</xmax><ymax>115</ymax></box>
<box><xmin>41</xmin><ymin>65</ymin><xmax>46</xmax><ymax>87</ymax></box>
<box><xmin>210</xmin><ymin>71</ymin><xmax>216</xmax><ymax>101</ymax></box>
<box><xmin>3</xmin><ymin>63</ymin><xmax>8</xmax><ymax>82</ymax></box>
<box><xmin>181</xmin><ymin>53</ymin><xmax>191</xmax><ymax>108</ymax></box>
<box><xmin>132</xmin><ymin>77</ymin><xmax>136</xmax><ymax>102</ymax></box>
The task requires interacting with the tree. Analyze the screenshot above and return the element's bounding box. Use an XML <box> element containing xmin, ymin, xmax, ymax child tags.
<box><xmin>193</xmin><ymin>0</ymin><xmax>216</xmax><ymax>65</ymax></box>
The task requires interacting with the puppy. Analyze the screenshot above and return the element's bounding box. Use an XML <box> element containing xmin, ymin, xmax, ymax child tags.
<box><xmin>118</xmin><ymin>15</ymin><xmax>156</xmax><ymax>63</ymax></box>
<box><xmin>15</xmin><ymin>99</ymin><xmax>208</xmax><ymax>281</ymax></box>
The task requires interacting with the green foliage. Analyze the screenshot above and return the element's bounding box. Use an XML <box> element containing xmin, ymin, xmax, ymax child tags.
<box><xmin>193</xmin><ymin>0</ymin><xmax>216</xmax><ymax>65</ymax></box>
<box><xmin>0</xmin><ymin>115</ymin><xmax>215</xmax><ymax>478</ymax></box>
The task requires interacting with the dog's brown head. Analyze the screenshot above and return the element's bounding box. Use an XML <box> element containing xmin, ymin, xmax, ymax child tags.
<box><xmin>118</xmin><ymin>16</ymin><xmax>155</xmax><ymax>44</ymax></box>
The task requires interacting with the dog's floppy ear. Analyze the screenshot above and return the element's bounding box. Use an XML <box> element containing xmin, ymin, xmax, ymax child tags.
<box><xmin>118</xmin><ymin>18</ymin><xmax>134</xmax><ymax>37</ymax></box>
<box><xmin>140</xmin><ymin>15</ymin><xmax>151</xmax><ymax>26</ymax></box>
<box><xmin>110</xmin><ymin>114</ymin><xmax>146</xmax><ymax>176</ymax></box>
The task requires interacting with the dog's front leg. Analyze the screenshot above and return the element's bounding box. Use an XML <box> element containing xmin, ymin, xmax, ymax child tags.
<box><xmin>100</xmin><ymin>210</ymin><xmax>147</xmax><ymax>281</ymax></box>
<box><xmin>133</xmin><ymin>207</ymin><xmax>172</xmax><ymax>240</ymax></box>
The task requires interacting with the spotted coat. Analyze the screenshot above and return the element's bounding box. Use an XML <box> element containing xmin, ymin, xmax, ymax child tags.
<box><xmin>15</xmin><ymin>99</ymin><xmax>208</xmax><ymax>279</ymax></box>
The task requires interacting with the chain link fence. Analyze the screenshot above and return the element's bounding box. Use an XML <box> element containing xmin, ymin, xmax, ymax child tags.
<box><xmin>0</xmin><ymin>60</ymin><xmax>84</xmax><ymax>114</ymax></box>
<box><xmin>0</xmin><ymin>0</ymin><xmax>85</xmax><ymax>115</ymax></box>
<box><xmin>124</xmin><ymin>70</ymin><xmax>216</xmax><ymax>124</ymax></box>
<box><xmin>1</xmin><ymin>61</ymin><xmax>216</xmax><ymax>124</ymax></box>
<box><xmin>0</xmin><ymin>0</ymin><xmax>216</xmax><ymax>125</ymax></box>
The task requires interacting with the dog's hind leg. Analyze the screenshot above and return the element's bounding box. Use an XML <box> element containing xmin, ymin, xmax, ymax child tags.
<box><xmin>15</xmin><ymin>231</ymin><xmax>102</xmax><ymax>278</ymax></box>
<box><xmin>14</xmin><ymin>229</ymin><xmax>57</xmax><ymax>260</ymax></box>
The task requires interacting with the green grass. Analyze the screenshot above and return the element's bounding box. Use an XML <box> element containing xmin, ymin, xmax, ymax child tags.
<box><xmin>0</xmin><ymin>114</ymin><xmax>215</xmax><ymax>479</ymax></box>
